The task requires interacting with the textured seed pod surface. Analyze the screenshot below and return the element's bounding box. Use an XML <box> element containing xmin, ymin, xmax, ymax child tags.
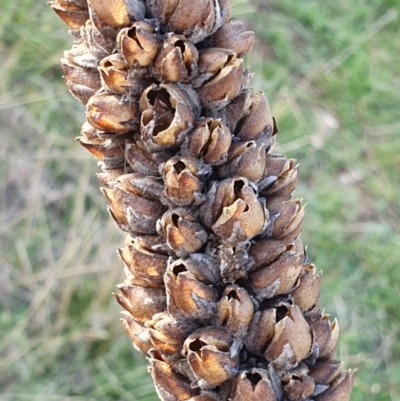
<box><xmin>51</xmin><ymin>0</ymin><xmax>355</xmax><ymax>400</ymax></box>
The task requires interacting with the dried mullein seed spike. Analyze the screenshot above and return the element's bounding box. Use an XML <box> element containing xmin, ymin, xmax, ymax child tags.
<box><xmin>50</xmin><ymin>0</ymin><xmax>88</xmax><ymax>30</ymax></box>
<box><xmin>102</xmin><ymin>185</ymin><xmax>166</xmax><ymax>235</ymax></box>
<box><xmin>195</xmin><ymin>49</ymin><xmax>244</xmax><ymax>110</ymax></box>
<box><xmin>217</xmin><ymin>141</ymin><xmax>267</xmax><ymax>182</ymax></box>
<box><xmin>311</xmin><ymin>316</ymin><xmax>340</xmax><ymax>361</ymax></box>
<box><xmin>150</xmin><ymin>357</ymin><xmax>197</xmax><ymax>401</ymax></box>
<box><xmin>218</xmin><ymin>284</ymin><xmax>254</xmax><ymax>337</ymax></box>
<box><xmin>314</xmin><ymin>370</ymin><xmax>355</xmax><ymax>401</ymax></box>
<box><xmin>309</xmin><ymin>360</ymin><xmax>344</xmax><ymax>385</ymax></box>
<box><xmin>117</xmin><ymin>237</ymin><xmax>168</xmax><ymax>287</ymax></box>
<box><xmin>157</xmin><ymin>208</ymin><xmax>208</xmax><ymax>257</ymax></box>
<box><xmin>265</xmin><ymin>305</ymin><xmax>313</xmax><ymax>370</ymax></box>
<box><xmin>283</xmin><ymin>374</ymin><xmax>315</xmax><ymax>401</ymax></box>
<box><xmin>88</xmin><ymin>0</ymin><xmax>146</xmax><ymax>29</ymax></box>
<box><xmin>81</xmin><ymin>20</ymin><xmax>114</xmax><ymax>60</ymax></box>
<box><xmin>51</xmin><ymin>0</ymin><xmax>354</xmax><ymax>397</ymax></box>
<box><xmin>165</xmin><ymin>259</ymin><xmax>218</xmax><ymax>319</ymax></box>
<box><xmin>86</xmin><ymin>93</ymin><xmax>138</xmax><ymax>133</ymax></box>
<box><xmin>235</xmin><ymin>91</ymin><xmax>274</xmax><ymax>146</ymax></box>
<box><xmin>184</xmin><ymin>118</ymin><xmax>231</xmax><ymax>166</ymax></box>
<box><xmin>291</xmin><ymin>264</ymin><xmax>322</xmax><ymax>312</ymax></box>
<box><xmin>249</xmin><ymin>247</ymin><xmax>303</xmax><ymax>299</ymax></box>
<box><xmin>155</xmin><ymin>34</ymin><xmax>198</xmax><ymax>83</ymax></box>
<box><xmin>244</xmin><ymin>309</ymin><xmax>276</xmax><ymax>355</ymax></box>
<box><xmin>212</xmin><ymin>20</ymin><xmax>255</xmax><ymax>58</ymax></box>
<box><xmin>182</xmin><ymin>328</ymin><xmax>240</xmax><ymax>389</ymax></box>
<box><xmin>120</xmin><ymin>311</ymin><xmax>153</xmax><ymax>354</ymax></box>
<box><xmin>140</xmin><ymin>84</ymin><xmax>197</xmax><ymax>152</ymax></box>
<box><xmin>115</xmin><ymin>282</ymin><xmax>166</xmax><ymax>323</ymax></box>
<box><xmin>162</xmin><ymin>156</ymin><xmax>209</xmax><ymax>206</ymax></box>
<box><xmin>230</xmin><ymin>368</ymin><xmax>278</xmax><ymax>401</ymax></box>
<box><xmin>117</xmin><ymin>21</ymin><xmax>161</xmax><ymax>67</ymax></box>
<box><xmin>201</xmin><ymin>177</ymin><xmax>267</xmax><ymax>243</ymax></box>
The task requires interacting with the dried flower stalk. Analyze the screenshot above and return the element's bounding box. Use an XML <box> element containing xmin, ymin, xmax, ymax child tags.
<box><xmin>50</xmin><ymin>0</ymin><xmax>355</xmax><ymax>399</ymax></box>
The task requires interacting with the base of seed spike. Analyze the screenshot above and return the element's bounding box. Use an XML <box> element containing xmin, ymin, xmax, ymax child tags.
<box><xmin>50</xmin><ymin>0</ymin><xmax>355</xmax><ymax>399</ymax></box>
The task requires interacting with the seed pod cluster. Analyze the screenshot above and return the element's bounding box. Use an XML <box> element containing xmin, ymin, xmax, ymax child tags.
<box><xmin>52</xmin><ymin>1</ymin><xmax>355</xmax><ymax>400</ymax></box>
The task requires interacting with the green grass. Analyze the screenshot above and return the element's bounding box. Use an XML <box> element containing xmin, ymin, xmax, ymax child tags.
<box><xmin>1</xmin><ymin>0</ymin><xmax>399</xmax><ymax>400</ymax></box>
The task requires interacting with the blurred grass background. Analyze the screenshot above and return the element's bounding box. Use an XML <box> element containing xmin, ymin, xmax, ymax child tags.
<box><xmin>1</xmin><ymin>0</ymin><xmax>399</xmax><ymax>400</ymax></box>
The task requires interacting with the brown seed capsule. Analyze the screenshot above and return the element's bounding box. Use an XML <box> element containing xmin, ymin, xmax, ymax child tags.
<box><xmin>149</xmin><ymin>0</ymin><xmax>224</xmax><ymax>43</ymax></box>
<box><xmin>140</xmin><ymin>84</ymin><xmax>197</xmax><ymax>152</ymax></box>
<box><xmin>194</xmin><ymin>49</ymin><xmax>244</xmax><ymax>110</ymax></box>
<box><xmin>99</xmin><ymin>54</ymin><xmax>131</xmax><ymax>94</ymax></box>
<box><xmin>162</xmin><ymin>156</ymin><xmax>209</xmax><ymax>206</ymax></box>
<box><xmin>184</xmin><ymin>118</ymin><xmax>232</xmax><ymax>166</ymax></box>
<box><xmin>267</xmin><ymin>198</ymin><xmax>305</xmax><ymax>244</ymax></box>
<box><xmin>150</xmin><ymin>357</ymin><xmax>197</xmax><ymax>401</ymax></box>
<box><xmin>249</xmin><ymin>239</ymin><xmax>288</xmax><ymax>273</ymax></box>
<box><xmin>235</xmin><ymin>91</ymin><xmax>274</xmax><ymax>146</ymax></box>
<box><xmin>314</xmin><ymin>370</ymin><xmax>355</xmax><ymax>401</ymax></box>
<box><xmin>231</xmin><ymin>368</ymin><xmax>278</xmax><ymax>401</ymax></box>
<box><xmin>117</xmin><ymin>21</ymin><xmax>161</xmax><ymax>67</ymax></box>
<box><xmin>102</xmin><ymin>179</ymin><xmax>166</xmax><ymax>235</ymax></box>
<box><xmin>309</xmin><ymin>360</ymin><xmax>344</xmax><ymax>386</ymax></box>
<box><xmin>212</xmin><ymin>20</ymin><xmax>255</xmax><ymax>58</ymax></box>
<box><xmin>213</xmin><ymin>240</ymin><xmax>252</xmax><ymax>282</ymax></box>
<box><xmin>157</xmin><ymin>208</ymin><xmax>208</xmax><ymax>257</ymax></box>
<box><xmin>49</xmin><ymin>0</ymin><xmax>88</xmax><ymax>30</ymax></box>
<box><xmin>219</xmin><ymin>284</ymin><xmax>254</xmax><ymax>337</ymax></box>
<box><xmin>60</xmin><ymin>57</ymin><xmax>101</xmax><ymax>105</ymax></box>
<box><xmin>291</xmin><ymin>264</ymin><xmax>322</xmax><ymax>312</ymax></box>
<box><xmin>115</xmin><ymin>282</ymin><xmax>166</xmax><ymax>324</ymax></box>
<box><xmin>117</xmin><ymin>234</ymin><xmax>168</xmax><ymax>287</ymax></box>
<box><xmin>88</xmin><ymin>0</ymin><xmax>146</xmax><ymax>29</ymax></box>
<box><xmin>260</xmin><ymin>156</ymin><xmax>298</xmax><ymax>200</ymax></box>
<box><xmin>146</xmin><ymin>312</ymin><xmax>195</xmax><ymax>359</ymax></box>
<box><xmin>173</xmin><ymin>253</ymin><xmax>221</xmax><ymax>285</ymax></box>
<box><xmin>64</xmin><ymin>44</ymin><xmax>98</xmax><ymax>70</ymax></box>
<box><xmin>201</xmin><ymin>177</ymin><xmax>267</xmax><ymax>243</ymax></box>
<box><xmin>80</xmin><ymin>19</ymin><xmax>114</xmax><ymax>60</ymax></box>
<box><xmin>217</xmin><ymin>141</ymin><xmax>267</xmax><ymax>182</ymax></box>
<box><xmin>77</xmin><ymin>135</ymin><xmax>126</xmax><ymax>170</ymax></box>
<box><xmin>125</xmin><ymin>138</ymin><xmax>173</xmax><ymax>176</ymax></box>
<box><xmin>165</xmin><ymin>259</ymin><xmax>218</xmax><ymax>319</ymax></box>
<box><xmin>182</xmin><ymin>327</ymin><xmax>240</xmax><ymax>389</ymax></box>
<box><xmin>220</xmin><ymin>88</ymin><xmax>253</xmax><ymax>134</ymax></box>
<box><xmin>155</xmin><ymin>34</ymin><xmax>199</xmax><ymax>83</ymax></box>
<box><xmin>244</xmin><ymin>309</ymin><xmax>276</xmax><ymax>355</ymax></box>
<box><xmin>283</xmin><ymin>374</ymin><xmax>315</xmax><ymax>401</ymax></box>
<box><xmin>311</xmin><ymin>315</ymin><xmax>340</xmax><ymax>361</ymax></box>
<box><xmin>86</xmin><ymin>93</ymin><xmax>138</xmax><ymax>133</ymax></box>
<box><xmin>265</xmin><ymin>305</ymin><xmax>313</xmax><ymax>369</ymax></box>
<box><xmin>249</xmin><ymin>247</ymin><xmax>303</xmax><ymax>299</ymax></box>
<box><xmin>120</xmin><ymin>311</ymin><xmax>152</xmax><ymax>354</ymax></box>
